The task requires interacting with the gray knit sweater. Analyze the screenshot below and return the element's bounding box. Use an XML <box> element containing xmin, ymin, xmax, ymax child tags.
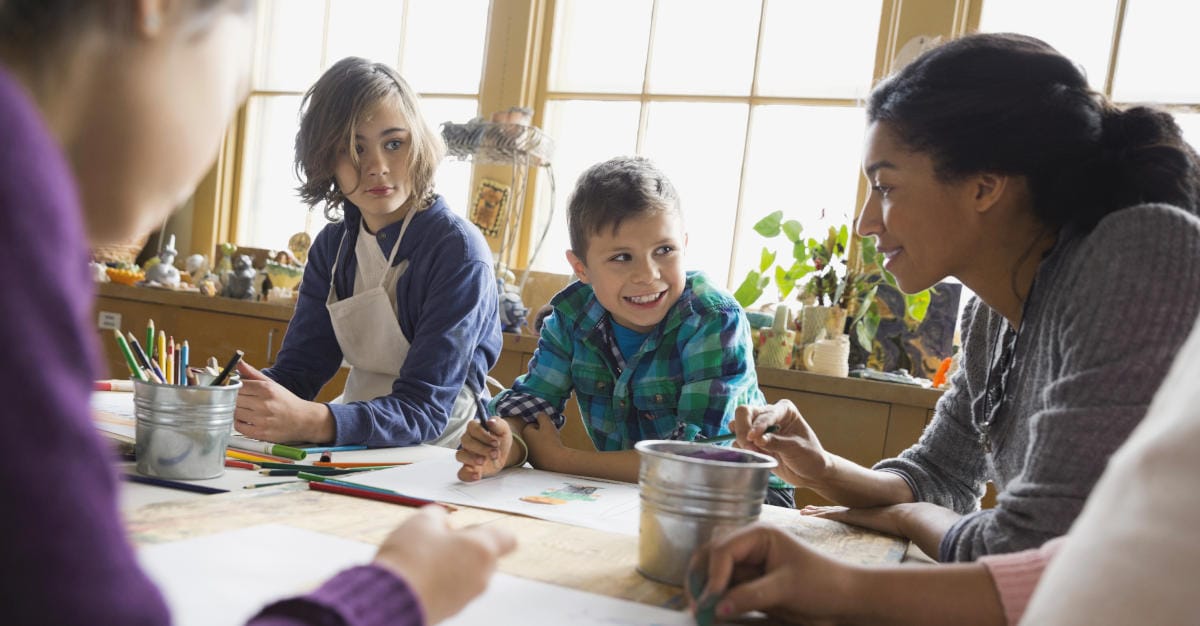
<box><xmin>874</xmin><ymin>203</ymin><xmax>1200</xmax><ymax>562</ymax></box>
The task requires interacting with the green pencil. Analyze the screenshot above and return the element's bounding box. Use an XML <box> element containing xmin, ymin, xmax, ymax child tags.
<box><xmin>242</xmin><ymin>480</ymin><xmax>301</xmax><ymax>489</ymax></box>
<box><xmin>113</xmin><ymin>329</ymin><xmax>148</xmax><ymax>382</ymax></box>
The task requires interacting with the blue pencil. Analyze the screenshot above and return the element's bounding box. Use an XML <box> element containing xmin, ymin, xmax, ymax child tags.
<box><xmin>179</xmin><ymin>340</ymin><xmax>189</xmax><ymax>386</ymax></box>
<box><xmin>122</xmin><ymin>473</ymin><xmax>229</xmax><ymax>494</ymax></box>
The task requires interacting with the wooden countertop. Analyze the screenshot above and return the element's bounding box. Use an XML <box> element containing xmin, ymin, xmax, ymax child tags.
<box><xmin>98</xmin><ymin>282</ymin><xmax>944</xmax><ymax>410</ymax></box>
<box><xmin>96</xmin><ymin>281</ymin><xmax>296</xmax><ymax>321</ymax></box>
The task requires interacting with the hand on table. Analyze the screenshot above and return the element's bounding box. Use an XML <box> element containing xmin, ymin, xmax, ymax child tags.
<box><xmin>456</xmin><ymin>417</ymin><xmax>516</xmax><ymax>481</ymax></box>
<box><xmin>688</xmin><ymin>522</ymin><xmax>854</xmax><ymax>625</ymax></box>
<box><xmin>373</xmin><ymin>506</ymin><xmax>516</xmax><ymax>624</ymax></box>
<box><xmin>233</xmin><ymin>361</ymin><xmax>335</xmax><ymax>443</ymax></box>
<box><xmin>732</xmin><ymin>399</ymin><xmax>833</xmax><ymax>490</ymax></box>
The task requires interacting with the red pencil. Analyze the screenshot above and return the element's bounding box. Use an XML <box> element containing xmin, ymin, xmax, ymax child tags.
<box><xmin>311</xmin><ymin>461</ymin><xmax>412</xmax><ymax>468</ymax></box>
<box><xmin>308</xmin><ymin>480</ymin><xmax>457</xmax><ymax>512</ymax></box>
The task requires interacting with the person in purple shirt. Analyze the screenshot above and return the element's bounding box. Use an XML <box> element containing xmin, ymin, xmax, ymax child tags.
<box><xmin>0</xmin><ymin>1</ymin><xmax>514</xmax><ymax>624</ymax></box>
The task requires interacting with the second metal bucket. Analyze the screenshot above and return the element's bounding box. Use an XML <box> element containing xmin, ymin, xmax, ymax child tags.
<box><xmin>635</xmin><ymin>440</ymin><xmax>778</xmax><ymax>585</ymax></box>
<box><xmin>133</xmin><ymin>379</ymin><xmax>241</xmax><ymax>480</ymax></box>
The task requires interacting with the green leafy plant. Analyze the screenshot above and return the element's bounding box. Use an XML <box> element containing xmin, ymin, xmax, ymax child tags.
<box><xmin>733</xmin><ymin>210</ymin><xmax>932</xmax><ymax>352</ymax></box>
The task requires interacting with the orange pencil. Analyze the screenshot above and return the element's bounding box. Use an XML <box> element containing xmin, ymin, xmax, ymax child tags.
<box><xmin>311</xmin><ymin>461</ymin><xmax>412</xmax><ymax>468</ymax></box>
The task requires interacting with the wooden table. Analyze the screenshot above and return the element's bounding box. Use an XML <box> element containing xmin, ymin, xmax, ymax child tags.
<box><xmin>123</xmin><ymin>479</ymin><xmax>907</xmax><ymax>611</ymax></box>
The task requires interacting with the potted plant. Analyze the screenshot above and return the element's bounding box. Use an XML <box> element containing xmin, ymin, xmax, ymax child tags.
<box><xmin>733</xmin><ymin>210</ymin><xmax>932</xmax><ymax>356</ymax></box>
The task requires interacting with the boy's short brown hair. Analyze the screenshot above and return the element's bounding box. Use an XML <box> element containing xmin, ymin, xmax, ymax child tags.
<box><xmin>294</xmin><ymin>57</ymin><xmax>446</xmax><ymax>221</ymax></box>
<box><xmin>567</xmin><ymin>156</ymin><xmax>680</xmax><ymax>262</ymax></box>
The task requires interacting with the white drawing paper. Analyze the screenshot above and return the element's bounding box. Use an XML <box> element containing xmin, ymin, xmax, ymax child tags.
<box><xmin>341</xmin><ymin>456</ymin><xmax>643</xmax><ymax>536</ymax></box>
<box><xmin>137</xmin><ymin>524</ymin><xmax>692</xmax><ymax>626</ymax></box>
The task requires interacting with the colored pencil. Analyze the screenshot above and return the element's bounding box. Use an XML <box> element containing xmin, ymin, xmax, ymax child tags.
<box><xmin>243</xmin><ymin>480</ymin><xmax>301</xmax><ymax>489</ymax></box>
<box><xmin>179</xmin><ymin>340</ymin><xmax>189</xmax><ymax>386</ymax></box>
<box><xmin>308</xmin><ymin>480</ymin><xmax>456</xmax><ymax>512</ymax></box>
<box><xmin>224</xmin><ymin>459</ymin><xmax>259</xmax><ymax>470</ymax></box>
<box><xmin>704</xmin><ymin>425</ymin><xmax>779</xmax><ymax>445</ymax></box>
<box><xmin>127</xmin><ymin>333</ymin><xmax>165</xmax><ymax>384</ymax></box>
<box><xmin>165</xmin><ymin>338</ymin><xmax>174</xmax><ymax>386</ymax></box>
<box><xmin>211</xmin><ymin>349</ymin><xmax>244</xmax><ymax>386</ymax></box>
<box><xmin>94</xmin><ymin>380</ymin><xmax>134</xmax><ymax>392</ymax></box>
<box><xmin>146</xmin><ymin>319</ymin><xmax>155</xmax><ymax>356</ymax></box>
<box><xmin>227</xmin><ymin>438</ymin><xmax>307</xmax><ymax>461</ymax></box>
<box><xmin>122</xmin><ymin>473</ymin><xmax>228</xmax><ymax>494</ymax></box>
<box><xmin>311</xmin><ymin>461</ymin><xmax>412</xmax><ymax>468</ymax></box>
<box><xmin>260</xmin><ymin>467</ymin><xmax>382</xmax><ymax>477</ymax></box>
<box><xmin>300</xmin><ymin>445</ymin><xmax>368</xmax><ymax>453</ymax></box>
<box><xmin>112</xmin><ymin>329</ymin><xmax>148</xmax><ymax>382</ymax></box>
<box><xmin>225</xmin><ymin>449</ymin><xmax>294</xmax><ymax>464</ymax></box>
<box><xmin>156</xmin><ymin>330</ymin><xmax>167</xmax><ymax>376</ymax></box>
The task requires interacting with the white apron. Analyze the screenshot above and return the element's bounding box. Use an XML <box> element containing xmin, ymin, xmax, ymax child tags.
<box><xmin>326</xmin><ymin>213</ymin><xmax>475</xmax><ymax>448</ymax></box>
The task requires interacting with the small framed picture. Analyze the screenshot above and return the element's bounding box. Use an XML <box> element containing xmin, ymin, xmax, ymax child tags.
<box><xmin>470</xmin><ymin>178</ymin><xmax>510</xmax><ymax>237</ymax></box>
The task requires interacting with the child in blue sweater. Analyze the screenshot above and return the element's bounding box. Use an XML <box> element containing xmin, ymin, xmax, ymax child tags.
<box><xmin>233</xmin><ymin>58</ymin><xmax>502</xmax><ymax>448</ymax></box>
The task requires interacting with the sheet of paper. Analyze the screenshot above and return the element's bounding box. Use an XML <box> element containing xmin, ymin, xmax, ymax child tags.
<box><xmin>92</xmin><ymin>391</ymin><xmax>137</xmax><ymax>441</ymax></box>
<box><xmin>342</xmin><ymin>456</ymin><xmax>642</xmax><ymax>536</ymax></box>
<box><xmin>138</xmin><ymin>523</ymin><xmax>692</xmax><ymax>626</ymax></box>
<box><xmin>138</xmin><ymin>524</ymin><xmax>375</xmax><ymax>626</ymax></box>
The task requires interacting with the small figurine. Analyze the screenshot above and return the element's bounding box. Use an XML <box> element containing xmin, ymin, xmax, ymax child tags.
<box><xmin>220</xmin><ymin>254</ymin><xmax>257</xmax><ymax>300</ymax></box>
<box><xmin>495</xmin><ymin>266</ymin><xmax>528</xmax><ymax>334</ymax></box>
<box><xmin>143</xmin><ymin>235</ymin><xmax>181</xmax><ymax>288</ymax></box>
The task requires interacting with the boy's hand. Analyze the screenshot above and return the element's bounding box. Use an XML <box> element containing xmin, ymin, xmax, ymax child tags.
<box><xmin>455</xmin><ymin>417</ymin><xmax>514</xmax><ymax>482</ymax></box>
<box><xmin>522</xmin><ymin>413</ymin><xmax>566</xmax><ymax>469</ymax></box>
<box><xmin>373</xmin><ymin>506</ymin><xmax>516</xmax><ymax>624</ymax></box>
<box><xmin>233</xmin><ymin>361</ymin><xmax>335</xmax><ymax>444</ymax></box>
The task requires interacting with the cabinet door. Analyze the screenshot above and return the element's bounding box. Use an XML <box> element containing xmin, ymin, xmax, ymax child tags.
<box><xmin>173</xmin><ymin>309</ymin><xmax>289</xmax><ymax>371</ymax></box>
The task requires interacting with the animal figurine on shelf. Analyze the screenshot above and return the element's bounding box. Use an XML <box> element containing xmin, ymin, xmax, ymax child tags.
<box><xmin>143</xmin><ymin>234</ymin><xmax>181</xmax><ymax>288</ymax></box>
<box><xmin>185</xmin><ymin>253</ymin><xmax>220</xmax><ymax>296</ymax></box>
<box><xmin>220</xmin><ymin>254</ymin><xmax>257</xmax><ymax>300</ymax></box>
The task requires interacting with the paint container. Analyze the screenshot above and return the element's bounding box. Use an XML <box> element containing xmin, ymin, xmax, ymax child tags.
<box><xmin>634</xmin><ymin>440</ymin><xmax>778</xmax><ymax>585</ymax></box>
<box><xmin>133</xmin><ymin>378</ymin><xmax>240</xmax><ymax>480</ymax></box>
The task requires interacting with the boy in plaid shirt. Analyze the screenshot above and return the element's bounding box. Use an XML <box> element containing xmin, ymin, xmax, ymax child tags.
<box><xmin>456</xmin><ymin>156</ymin><xmax>793</xmax><ymax>506</ymax></box>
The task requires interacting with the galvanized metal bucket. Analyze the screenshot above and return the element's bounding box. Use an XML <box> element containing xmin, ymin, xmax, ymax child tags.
<box><xmin>133</xmin><ymin>379</ymin><xmax>240</xmax><ymax>480</ymax></box>
<box><xmin>635</xmin><ymin>440</ymin><xmax>778</xmax><ymax>585</ymax></box>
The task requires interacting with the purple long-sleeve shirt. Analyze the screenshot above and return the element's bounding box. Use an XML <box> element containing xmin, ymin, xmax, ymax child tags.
<box><xmin>0</xmin><ymin>65</ymin><xmax>424</xmax><ymax>626</ymax></box>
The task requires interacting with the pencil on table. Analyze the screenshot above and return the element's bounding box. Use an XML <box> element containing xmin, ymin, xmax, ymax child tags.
<box><xmin>243</xmin><ymin>480</ymin><xmax>300</xmax><ymax>490</ymax></box>
<box><xmin>226</xmin><ymin>448</ymin><xmax>294</xmax><ymax>464</ymax></box>
<box><xmin>224</xmin><ymin>459</ymin><xmax>259</xmax><ymax>470</ymax></box>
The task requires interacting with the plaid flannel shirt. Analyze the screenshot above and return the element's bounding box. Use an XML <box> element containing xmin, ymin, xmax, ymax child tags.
<box><xmin>490</xmin><ymin>272</ymin><xmax>765</xmax><ymax>451</ymax></box>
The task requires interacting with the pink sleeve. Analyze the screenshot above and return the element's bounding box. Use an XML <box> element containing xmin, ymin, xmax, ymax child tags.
<box><xmin>978</xmin><ymin>537</ymin><xmax>1067</xmax><ymax>625</ymax></box>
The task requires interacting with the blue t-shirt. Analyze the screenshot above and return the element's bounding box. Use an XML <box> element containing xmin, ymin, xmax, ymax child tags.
<box><xmin>610</xmin><ymin>320</ymin><xmax>650</xmax><ymax>362</ymax></box>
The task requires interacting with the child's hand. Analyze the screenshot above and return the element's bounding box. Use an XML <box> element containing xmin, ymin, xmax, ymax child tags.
<box><xmin>455</xmin><ymin>417</ymin><xmax>514</xmax><ymax>481</ymax></box>
<box><xmin>522</xmin><ymin>412</ymin><xmax>566</xmax><ymax>466</ymax></box>
<box><xmin>233</xmin><ymin>360</ymin><xmax>335</xmax><ymax>444</ymax></box>
<box><xmin>373</xmin><ymin>506</ymin><xmax>516</xmax><ymax>624</ymax></box>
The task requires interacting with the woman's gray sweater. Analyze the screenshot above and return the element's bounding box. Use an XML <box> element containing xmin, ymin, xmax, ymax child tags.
<box><xmin>874</xmin><ymin>203</ymin><xmax>1200</xmax><ymax>561</ymax></box>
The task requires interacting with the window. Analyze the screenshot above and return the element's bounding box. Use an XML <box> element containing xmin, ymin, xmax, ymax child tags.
<box><xmin>529</xmin><ymin>0</ymin><xmax>884</xmax><ymax>293</ymax></box>
<box><xmin>979</xmin><ymin>0</ymin><xmax>1200</xmax><ymax>150</ymax></box>
<box><xmin>235</xmin><ymin>0</ymin><xmax>490</xmax><ymax>252</ymax></box>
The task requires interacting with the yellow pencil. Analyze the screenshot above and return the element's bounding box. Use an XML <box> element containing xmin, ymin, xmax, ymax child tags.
<box><xmin>226</xmin><ymin>449</ymin><xmax>293</xmax><ymax>464</ymax></box>
<box><xmin>165</xmin><ymin>338</ymin><xmax>174</xmax><ymax>386</ymax></box>
<box><xmin>156</xmin><ymin>330</ymin><xmax>167</xmax><ymax>375</ymax></box>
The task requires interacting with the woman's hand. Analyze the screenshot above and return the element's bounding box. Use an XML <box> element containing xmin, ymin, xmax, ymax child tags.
<box><xmin>688</xmin><ymin>523</ymin><xmax>856</xmax><ymax>624</ymax></box>
<box><xmin>233</xmin><ymin>361</ymin><xmax>335</xmax><ymax>443</ymax></box>
<box><xmin>373</xmin><ymin>506</ymin><xmax>516</xmax><ymax>624</ymax></box>
<box><xmin>456</xmin><ymin>417</ymin><xmax>516</xmax><ymax>481</ymax></box>
<box><xmin>733</xmin><ymin>399</ymin><xmax>833</xmax><ymax>490</ymax></box>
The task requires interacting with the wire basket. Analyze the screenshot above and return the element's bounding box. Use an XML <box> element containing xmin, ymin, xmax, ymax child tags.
<box><xmin>441</xmin><ymin>120</ymin><xmax>554</xmax><ymax>166</ymax></box>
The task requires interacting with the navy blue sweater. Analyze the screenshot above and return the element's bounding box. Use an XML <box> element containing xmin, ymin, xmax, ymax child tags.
<box><xmin>264</xmin><ymin>197</ymin><xmax>501</xmax><ymax>447</ymax></box>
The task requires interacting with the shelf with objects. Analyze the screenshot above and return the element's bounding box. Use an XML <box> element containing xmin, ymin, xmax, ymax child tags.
<box><xmin>441</xmin><ymin>108</ymin><xmax>556</xmax><ymax>334</ymax></box>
